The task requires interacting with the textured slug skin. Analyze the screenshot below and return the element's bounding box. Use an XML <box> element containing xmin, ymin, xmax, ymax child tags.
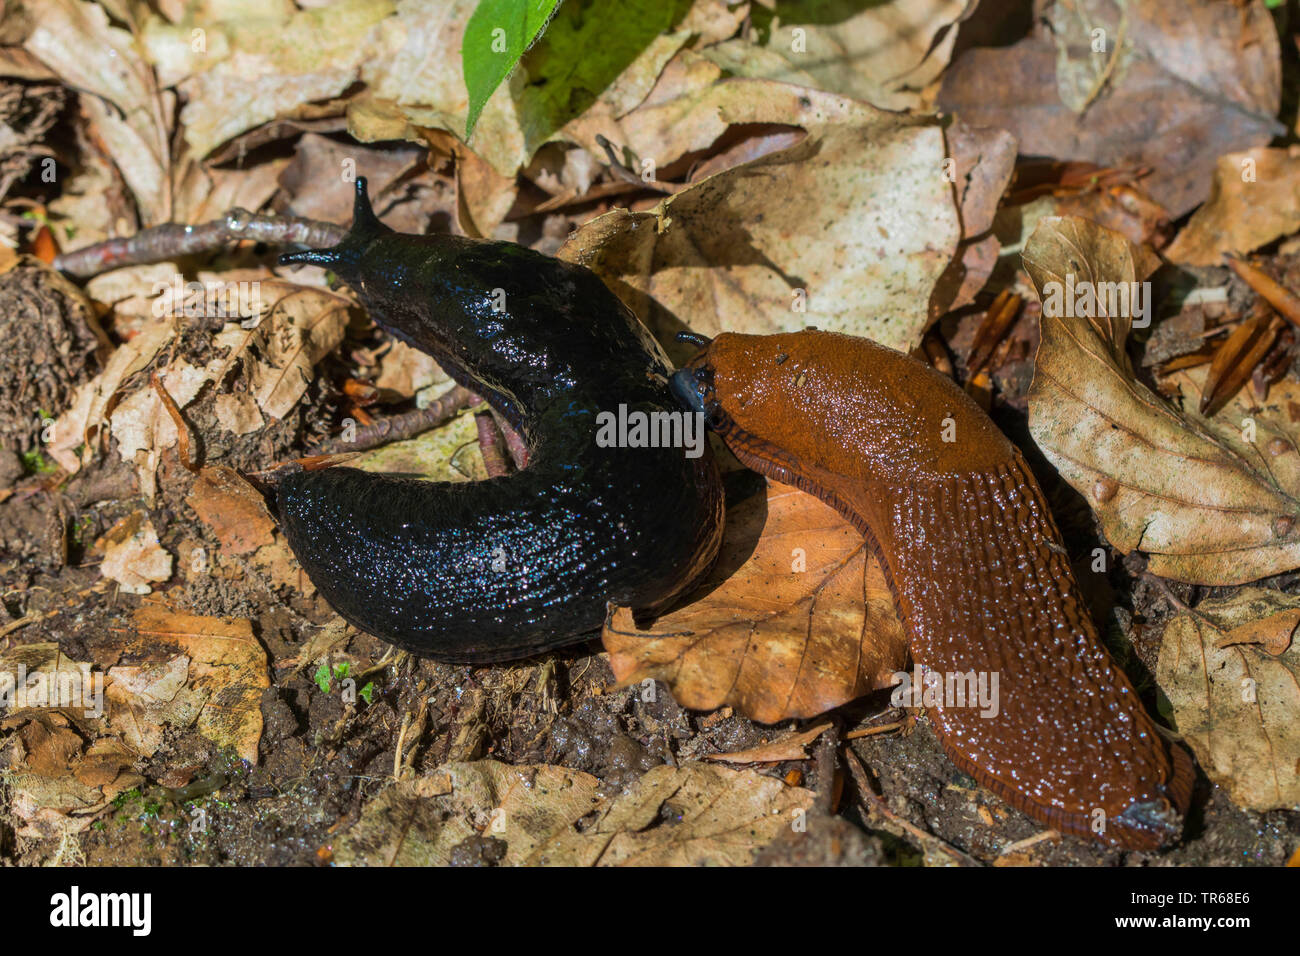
<box><xmin>275</xmin><ymin>180</ymin><xmax>723</xmax><ymax>663</ymax></box>
<box><xmin>672</xmin><ymin>330</ymin><xmax>1194</xmax><ymax>849</ymax></box>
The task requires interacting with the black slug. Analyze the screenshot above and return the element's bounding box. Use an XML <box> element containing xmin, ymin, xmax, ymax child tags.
<box><xmin>276</xmin><ymin>179</ymin><xmax>724</xmax><ymax>662</ymax></box>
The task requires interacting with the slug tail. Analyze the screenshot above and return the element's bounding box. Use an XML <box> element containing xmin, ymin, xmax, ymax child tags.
<box><xmin>878</xmin><ymin>454</ymin><xmax>1191</xmax><ymax>849</ymax></box>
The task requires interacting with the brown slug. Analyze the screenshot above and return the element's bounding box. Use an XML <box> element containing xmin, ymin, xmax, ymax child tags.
<box><xmin>670</xmin><ymin>330</ymin><xmax>1195</xmax><ymax>849</ymax></box>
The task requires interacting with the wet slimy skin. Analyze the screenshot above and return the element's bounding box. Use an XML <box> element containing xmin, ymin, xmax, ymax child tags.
<box><xmin>276</xmin><ymin>179</ymin><xmax>723</xmax><ymax>663</ymax></box>
<box><xmin>672</xmin><ymin>330</ymin><xmax>1195</xmax><ymax>849</ymax></box>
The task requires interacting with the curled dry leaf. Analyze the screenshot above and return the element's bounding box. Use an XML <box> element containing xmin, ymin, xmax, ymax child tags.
<box><xmin>1024</xmin><ymin>216</ymin><xmax>1300</xmax><ymax>585</ymax></box>
<box><xmin>561</xmin><ymin>85</ymin><xmax>959</xmax><ymax>351</ymax></box>
<box><xmin>1166</xmin><ymin>147</ymin><xmax>1300</xmax><ymax>267</ymax></box>
<box><xmin>108</xmin><ymin>605</ymin><xmax>269</xmax><ymax>763</ymax></box>
<box><xmin>48</xmin><ymin>320</ymin><xmax>172</xmax><ymax>475</ymax></box>
<box><xmin>1197</xmin><ymin>313</ymin><xmax>1281</xmax><ymax>418</ymax></box>
<box><xmin>242</xmin><ymin>280</ymin><xmax>352</xmax><ymax>419</ymax></box>
<box><xmin>929</xmin><ymin>121</ymin><xmax>1018</xmax><ymax>316</ymax></box>
<box><xmin>1157</xmin><ymin>588</ymin><xmax>1300</xmax><ymax>811</ymax></box>
<box><xmin>51</xmin><ymin>281</ymin><xmax>348</xmax><ymax>498</ymax></box>
<box><xmin>335</xmin><ymin>760</ymin><xmax>815</xmax><ymax>866</ymax></box>
<box><xmin>603</xmin><ymin>480</ymin><xmax>907</xmax><ymax>724</ymax></box>
<box><xmin>24</xmin><ymin>0</ymin><xmax>173</xmax><ymax>223</ymax></box>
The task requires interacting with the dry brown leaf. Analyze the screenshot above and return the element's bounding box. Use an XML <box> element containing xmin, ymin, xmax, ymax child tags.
<box><xmin>422</xmin><ymin>127</ymin><xmax>517</xmax><ymax>238</ymax></box>
<box><xmin>185</xmin><ymin>465</ymin><xmax>276</xmax><ymax>556</ymax></box>
<box><xmin>335</xmin><ymin>760</ymin><xmax>815</xmax><ymax>866</ymax></box>
<box><xmin>0</xmin><ymin>644</ymin><xmax>140</xmax><ymax>839</ymax></box>
<box><xmin>703</xmin><ymin>722</ymin><xmax>832</xmax><ymax>764</ymax></box>
<box><xmin>212</xmin><ymin>392</ymin><xmax>264</xmax><ymax>436</ymax></box>
<box><xmin>334</xmin><ymin>761</ymin><xmax>602</xmax><ymax>866</ymax></box>
<box><xmin>143</xmin><ymin>0</ymin><xmax>393</xmax><ymax>161</ymax></box>
<box><xmin>245</xmin><ymin>281</ymin><xmax>351</xmax><ymax>419</ymax></box>
<box><xmin>1166</xmin><ymin>147</ymin><xmax>1300</xmax><ymax>266</ymax></box>
<box><xmin>109</xmin><ymin>604</ymin><xmax>269</xmax><ymax>763</ymax></box>
<box><xmin>84</xmin><ymin>263</ymin><xmax>183</xmax><ymax>336</ymax></box>
<box><xmin>5</xmin><ymin>731</ymin><xmax>140</xmax><ymax>839</ymax></box>
<box><xmin>48</xmin><ymin>320</ymin><xmax>171</xmax><ymax>475</ymax></box>
<box><xmin>929</xmin><ymin>122</ymin><xmax>1018</xmax><ymax>316</ymax></box>
<box><xmin>1217</xmin><ymin>606</ymin><xmax>1299</xmax><ymax>657</ymax></box>
<box><xmin>24</xmin><ymin>0</ymin><xmax>173</xmax><ymax>223</ymax></box>
<box><xmin>372</xmin><ymin>338</ymin><xmax>448</xmax><ymax>398</ymax></box>
<box><xmin>105</xmin><ymin>654</ymin><xmax>202</xmax><ymax>756</ymax></box>
<box><xmin>1025</xmin><ymin>216</ymin><xmax>1300</xmax><ymax>585</ymax></box>
<box><xmin>603</xmin><ymin>480</ymin><xmax>906</xmax><ymax>724</ymax></box>
<box><xmin>59</xmin><ymin>281</ymin><xmax>348</xmax><ymax>498</ymax></box>
<box><xmin>699</xmin><ymin>0</ymin><xmax>971</xmax><ymax>112</ymax></box>
<box><xmin>1157</xmin><ymin>588</ymin><xmax>1300</xmax><ymax>811</ymax></box>
<box><xmin>561</xmin><ymin>90</ymin><xmax>959</xmax><ymax>350</ymax></box>
<box><xmin>109</xmin><ymin>359</ymin><xmax>210</xmax><ymax>495</ymax></box>
<box><xmin>535</xmin><ymin>763</ymin><xmax>815</xmax><ymax>866</ymax></box>
<box><xmin>95</xmin><ymin>510</ymin><xmax>172</xmax><ymax>594</ymax></box>
<box><xmin>938</xmin><ymin>0</ymin><xmax>1283</xmax><ymax>217</ymax></box>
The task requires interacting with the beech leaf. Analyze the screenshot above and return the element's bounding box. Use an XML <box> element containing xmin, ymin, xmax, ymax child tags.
<box><xmin>1024</xmin><ymin>216</ymin><xmax>1300</xmax><ymax>585</ymax></box>
<box><xmin>1157</xmin><ymin>588</ymin><xmax>1300</xmax><ymax>811</ymax></box>
<box><xmin>603</xmin><ymin>480</ymin><xmax>907</xmax><ymax>724</ymax></box>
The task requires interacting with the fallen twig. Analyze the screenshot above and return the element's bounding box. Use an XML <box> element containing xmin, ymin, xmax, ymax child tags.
<box><xmin>305</xmin><ymin>385</ymin><xmax>479</xmax><ymax>457</ymax></box>
<box><xmin>53</xmin><ymin>210</ymin><xmax>346</xmax><ymax>279</ymax></box>
<box><xmin>844</xmin><ymin>748</ymin><xmax>982</xmax><ymax>867</ymax></box>
<box><xmin>475</xmin><ymin>409</ymin><xmax>510</xmax><ymax>477</ymax></box>
<box><xmin>1227</xmin><ymin>254</ymin><xmax>1300</xmax><ymax>329</ymax></box>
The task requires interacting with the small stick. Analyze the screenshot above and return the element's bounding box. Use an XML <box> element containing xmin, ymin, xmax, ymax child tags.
<box><xmin>491</xmin><ymin>409</ymin><xmax>529</xmax><ymax>469</ymax></box>
<box><xmin>305</xmin><ymin>385</ymin><xmax>479</xmax><ymax>457</ymax></box>
<box><xmin>968</xmin><ymin>290</ymin><xmax>1023</xmax><ymax>375</ymax></box>
<box><xmin>844</xmin><ymin>717</ymin><xmax>909</xmax><ymax>740</ymax></box>
<box><xmin>844</xmin><ymin>748</ymin><xmax>982</xmax><ymax>867</ymax></box>
<box><xmin>998</xmin><ymin>829</ymin><xmax>1061</xmax><ymax>857</ymax></box>
<box><xmin>812</xmin><ymin>723</ymin><xmax>841</xmax><ymax>815</ymax></box>
<box><xmin>594</xmin><ymin>134</ymin><xmax>681</xmax><ymax>196</ymax></box>
<box><xmin>1141</xmin><ymin>571</ymin><xmax>1193</xmax><ymax>614</ymax></box>
<box><xmin>1227</xmin><ymin>255</ymin><xmax>1300</xmax><ymax>329</ymax></box>
<box><xmin>475</xmin><ymin>410</ymin><xmax>510</xmax><ymax>477</ymax></box>
<box><xmin>53</xmin><ymin>210</ymin><xmax>346</xmax><ymax>279</ymax></box>
<box><xmin>151</xmin><ymin>371</ymin><xmax>200</xmax><ymax>473</ymax></box>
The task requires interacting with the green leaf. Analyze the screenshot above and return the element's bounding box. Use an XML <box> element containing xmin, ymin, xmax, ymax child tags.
<box><xmin>313</xmin><ymin>663</ymin><xmax>332</xmax><ymax>693</ymax></box>
<box><xmin>359</xmin><ymin>682</ymin><xmax>375</xmax><ymax>705</ymax></box>
<box><xmin>462</xmin><ymin>0</ymin><xmax>563</xmax><ymax>139</ymax></box>
<box><xmin>512</xmin><ymin>0</ymin><xmax>692</xmax><ymax>157</ymax></box>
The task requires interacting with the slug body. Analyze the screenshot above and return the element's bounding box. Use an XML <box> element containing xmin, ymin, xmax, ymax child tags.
<box><xmin>672</xmin><ymin>331</ymin><xmax>1194</xmax><ymax>849</ymax></box>
<box><xmin>277</xmin><ymin>180</ymin><xmax>723</xmax><ymax>662</ymax></box>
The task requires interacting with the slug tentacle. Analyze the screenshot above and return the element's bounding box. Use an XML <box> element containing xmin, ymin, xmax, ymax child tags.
<box><xmin>676</xmin><ymin>329</ymin><xmax>1194</xmax><ymax>849</ymax></box>
<box><xmin>276</xmin><ymin>179</ymin><xmax>723</xmax><ymax>662</ymax></box>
